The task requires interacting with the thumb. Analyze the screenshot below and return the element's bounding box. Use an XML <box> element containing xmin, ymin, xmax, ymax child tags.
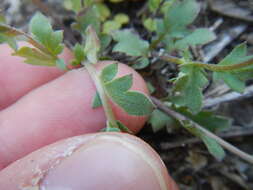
<box><xmin>0</xmin><ymin>133</ymin><xmax>178</xmax><ymax>190</ymax></box>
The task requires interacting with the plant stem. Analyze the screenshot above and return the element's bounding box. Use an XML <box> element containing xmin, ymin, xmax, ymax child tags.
<box><xmin>151</xmin><ymin>96</ymin><xmax>253</xmax><ymax>164</ymax></box>
<box><xmin>158</xmin><ymin>53</ymin><xmax>253</xmax><ymax>72</ymax></box>
<box><xmin>149</xmin><ymin>33</ymin><xmax>167</xmax><ymax>51</ymax></box>
<box><xmin>83</xmin><ymin>61</ymin><xmax>118</xmax><ymax>129</ymax></box>
<box><xmin>156</xmin><ymin>54</ymin><xmax>184</xmax><ymax>65</ymax></box>
<box><xmin>0</xmin><ymin>24</ymin><xmax>54</xmax><ymax>56</ymax></box>
<box><xmin>185</xmin><ymin>59</ymin><xmax>253</xmax><ymax>71</ymax></box>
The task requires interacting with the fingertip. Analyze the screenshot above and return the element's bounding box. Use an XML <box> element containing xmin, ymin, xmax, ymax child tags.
<box><xmin>0</xmin><ymin>133</ymin><xmax>178</xmax><ymax>190</ymax></box>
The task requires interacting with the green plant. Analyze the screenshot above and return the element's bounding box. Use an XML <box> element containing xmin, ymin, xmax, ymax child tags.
<box><xmin>1</xmin><ymin>0</ymin><xmax>253</xmax><ymax>164</ymax></box>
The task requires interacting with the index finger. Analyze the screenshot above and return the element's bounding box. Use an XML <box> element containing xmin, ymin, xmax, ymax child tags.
<box><xmin>0</xmin><ymin>42</ymin><xmax>73</xmax><ymax>110</ymax></box>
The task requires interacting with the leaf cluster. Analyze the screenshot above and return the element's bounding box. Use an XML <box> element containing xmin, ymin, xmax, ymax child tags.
<box><xmin>1</xmin><ymin>0</ymin><xmax>253</xmax><ymax>161</ymax></box>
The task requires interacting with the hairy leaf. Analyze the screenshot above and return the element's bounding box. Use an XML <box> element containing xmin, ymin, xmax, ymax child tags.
<box><xmin>172</xmin><ymin>66</ymin><xmax>208</xmax><ymax>114</ymax></box>
<box><xmin>105</xmin><ymin>74</ymin><xmax>154</xmax><ymax>116</ymax></box>
<box><xmin>84</xmin><ymin>26</ymin><xmax>100</xmax><ymax>64</ymax></box>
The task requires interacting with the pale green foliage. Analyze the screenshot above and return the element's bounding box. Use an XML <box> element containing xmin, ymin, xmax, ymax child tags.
<box><xmin>13</xmin><ymin>47</ymin><xmax>56</xmax><ymax>66</ymax></box>
<box><xmin>84</xmin><ymin>26</ymin><xmax>100</xmax><ymax>64</ymax></box>
<box><xmin>175</xmin><ymin>28</ymin><xmax>216</xmax><ymax>50</ymax></box>
<box><xmin>149</xmin><ymin>109</ymin><xmax>174</xmax><ymax>132</ymax></box>
<box><xmin>100</xmin><ymin>63</ymin><xmax>118</xmax><ymax>83</ymax></box>
<box><xmin>103</xmin><ymin>14</ymin><xmax>129</xmax><ymax>34</ymax></box>
<box><xmin>214</xmin><ymin>43</ymin><xmax>253</xmax><ymax>92</ymax></box>
<box><xmin>113</xmin><ymin>30</ymin><xmax>149</xmax><ymax>57</ymax></box>
<box><xmin>100</xmin><ymin>64</ymin><xmax>154</xmax><ymax>116</ymax></box>
<box><xmin>148</xmin><ymin>0</ymin><xmax>162</xmax><ymax>12</ymax></box>
<box><xmin>184</xmin><ymin>122</ymin><xmax>225</xmax><ymax>161</ymax></box>
<box><xmin>172</xmin><ymin>66</ymin><xmax>208</xmax><ymax>114</ymax></box>
<box><xmin>92</xmin><ymin>91</ymin><xmax>102</xmax><ymax>108</ymax></box>
<box><xmin>29</xmin><ymin>12</ymin><xmax>64</xmax><ymax>55</ymax></box>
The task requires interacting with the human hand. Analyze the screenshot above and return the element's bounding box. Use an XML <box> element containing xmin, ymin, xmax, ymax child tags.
<box><xmin>0</xmin><ymin>44</ymin><xmax>178</xmax><ymax>190</ymax></box>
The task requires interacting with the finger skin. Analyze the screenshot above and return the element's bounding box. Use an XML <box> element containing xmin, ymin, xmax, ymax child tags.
<box><xmin>0</xmin><ymin>133</ymin><xmax>179</xmax><ymax>190</ymax></box>
<box><xmin>0</xmin><ymin>61</ymin><xmax>149</xmax><ymax>169</ymax></box>
<box><xmin>0</xmin><ymin>43</ymin><xmax>73</xmax><ymax>110</ymax></box>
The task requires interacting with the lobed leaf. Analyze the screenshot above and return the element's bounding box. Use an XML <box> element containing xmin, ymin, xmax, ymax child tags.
<box><xmin>100</xmin><ymin>68</ymin><xmax>154</xmax><ymax>116</ymax></box>
<box><xmin>29</xmin><ymin>12</ymin><xmax>64</xmax><ymax>56</ymax></box>
<box><xmin>100</xmin><ymin>63</ymin><xmax>118</xmax><ymax>83</ymax></box>
<box><xmin>172</xmin><ymin>66</ymin><xmax>208</xmax><ymax>114</ymax></box>
<box><xmin>184</xmin><ymin>122</ymin><xmax>226</xmax><ymax>161</ymax></box>
<box><xmin>178</xmin><ymin>108</ymin><xmax>231</xmax><ymax>133</ymax></box>
<box><xmin>105</xmin><ymin>74</ymin><xmax>133</xmax><ymax>93</ymax></box>
<box><xmin>214</xmin><ymin>43</ymin><xmax>253</xmax><ymax>92</ymax></box>
<box><xmin>149</xmin><ymin>109</ymin><xmax>174</xmax><ymax>132</ymax></box>
<box><xmin>165</xmin><ymin>0</ymin><xmax>199</xmax><ymax>34</ymax></box>
<box><xmin>112</xmin><ymin>30</ymin><xmax>149</xmax><ymax>57</ymax></box>
<box><xmin>175</xmin><ymin>28</ymin><xmax>216</xmax><ymax>50</ymax></box>
<box><xmin>13</xmin><ymin>47</ymin><xmax>56</xmax><ymax>66</ymax></box>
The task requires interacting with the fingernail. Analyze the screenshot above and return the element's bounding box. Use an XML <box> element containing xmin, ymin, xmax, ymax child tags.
<box><xmin>40</xmin><ymin>135</ymin><xmax>164</xmax><ymax>190</ymax></box>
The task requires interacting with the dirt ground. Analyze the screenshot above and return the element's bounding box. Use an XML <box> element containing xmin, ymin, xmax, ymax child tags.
<box><xmin>1</xmin><ymin>0</ymin><xmax>253</xmax><ymax>189</ymax></box>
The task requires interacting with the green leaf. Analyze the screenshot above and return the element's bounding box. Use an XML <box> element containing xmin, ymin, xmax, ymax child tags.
<box><xmin>165</xmin><ymin>0</ymin><xmax>199</xmax><ymax>33</ymax></box>
<box><xmin>103</xmin><ymin>20</ymin><xmax>121</xmax><ymax>34</ymax></box>
<box><xmin>105</xmin><ymin>74</ymin><xmax>154</xmax><ymax>116</ymax></box>
<box><xmin>116</xmin><ymin>120</ymin><xmax>133</xmax><ymax>133</ymax></box>
<box><xmin>100</xmin><ymin>34</ymin><xmax>112</xmax><ymax>51</ymax></box>
<box><xmin>72</xmin><ymin>6</ymin><xmax>101</xmax><ymax>34</ymax></box>
<box><xmin>29</xmin><ymin>12</ymin><xmax>63</xmax><ymax>56</ymax></box>
<box><xmin>94</xmin><ymin>3</ymin><xmax>111</xmax><ymax>22</ymax></box>
<box><xmin>202</xmin><ymin>135</ymin><xmax>226</xmax><ymax>161</ymax></box>
<box><xmin>184</xmin><ymin>122</ymin><xmax>225</xmax><ymax>161</ymax></box>
<box><xmin>0</xmin><ymin>14</ymin><xmax>6</xmax><ymax>24</ymax></box>
<box><xmin>64</xmin><ymin>0</ymin><xmax>83</xmax><ymax>12</ymax></box>
<box><xmin>147</xmin><ymin>82</ymin><xmax>156</xmax><ymax>94</ymax></box>
<box><xmin>143</xmin><ymin>18</ymin><xmax>156</xmax><ymax>32</ymax></box>
<box><xmin>73</xmin><ymin>43</ymin><xmax>85</xmax><ymax>63</ymax></box>
<box><xmin>172</xmin><ymin>66</ymin><xmax>208</xmax><ymax>114</ymax></box>
<box><xmin>132</xmin><ymin>57</ymin><xmax>150</xmax><ymax>69</ymax></box>
<box><xmin>100</xmin><ymin>63</ymin><xmax>118</xmax><ymax>83</ymax></box>
<box><xmin>56</xmin><ymin>59</ymin><xmax>68</xmax><ymax>70</ymax></box>
<box><xmin>105</xmin><ymin>74</ymin><xmax>133</xmax><ymax>92</ymax></box>
<box><xmin>214</xmin><ymin>43</ymin><xmax>253</xmax><ymax>92</ymax></box>
<box><xmin>13</xmin><ymin>46</ymin><xmax>56</xmax><ymax>66</ymax></box>
<box><xmin>84</xmin><ymin>25</ymin><xmax>100</xmax><ymax>64</ymax></box>
<box><xmin>148</xmin><ymin>0</ymin><xmax>162</xmax><ymax>12</ymax></box>
<box><xmin>114</xmin><ymin>14</ymin><xmax>129</xmax><ymax>25</ymax></box>
<box><xmin>175</xmin><ymin>28</ymin><xmax>216</xmax><ymax>50</ymax></box>
<box><xmin>92</xmin><ymin>91</ymin><xmax>102</xmax><ymax>108</ymax></box>
<box><xmin>178</xmin><ymin>108</ymin><xmax>231</xmax><ymax>133</ymax></box>
<box><xmin>0</xmin><ymin>33</ymin><xmax>17</xmax><ymax>50</ymax></box>
<box><xmin>112</xmin><ymin>30</ymin><xmax>149</xmax><ymax>57</ymax></box>
<box><xmin>149</xmin><ymin>109</ymin><xmax>174</xmax><ymax>132</ymax></box>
